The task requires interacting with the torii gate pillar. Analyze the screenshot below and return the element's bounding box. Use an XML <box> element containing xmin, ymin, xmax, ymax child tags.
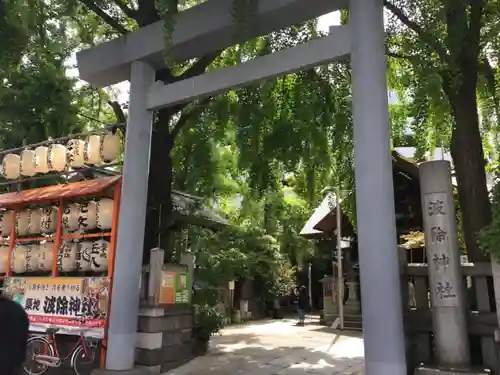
<box><xmin>350</xmin><ymin>0</ymin><xmax>407</xmax><ymax>374</ymax></box>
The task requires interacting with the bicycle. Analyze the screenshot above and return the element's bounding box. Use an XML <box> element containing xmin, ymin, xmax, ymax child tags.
<box><xmin>23</xmin><ymin>317</ymin><xmax>99</xmax><ymax>375</ymax></box>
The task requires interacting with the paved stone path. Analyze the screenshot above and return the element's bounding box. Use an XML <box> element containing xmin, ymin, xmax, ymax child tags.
<box><xmin>163</xmin><ymin>317</ymin><xmax>365</xmax><ymax>375</ymax></box>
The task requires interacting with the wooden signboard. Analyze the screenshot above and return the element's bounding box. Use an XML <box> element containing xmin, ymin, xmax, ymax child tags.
<box><xmin>159</xmin><ymin>267</ymin><xmax>190</xmax><ymax>305</ymax></box>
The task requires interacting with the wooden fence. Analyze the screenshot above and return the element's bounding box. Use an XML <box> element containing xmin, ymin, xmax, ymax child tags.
<box><xmin>400</xmin><ymin>252</ymin><xmax>499</xmax><ymax>372</ymax></box>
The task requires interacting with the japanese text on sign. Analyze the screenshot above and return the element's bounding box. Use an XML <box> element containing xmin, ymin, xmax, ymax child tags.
<box><xmin>435</xmin><ymin>280</ymin><xmax>456</xmax><ymax>300</ymax></box>
<box><xmin>427</xmin><ymin>199</ymin><xmax>446</xmax><ymax>216</ymax></box>
<box><xmin>24</xmin><ymin>295</ymin><xmax>99</xmax><ymax>317</ymax></box>
<box><xmin>3</xmin><ymin>277</ymin><xmax>110</xmax><ymax>337</ymax></box>
<box><xmin>23</xmin><ymin>279</ymin><xmax>100</xmax><ymax>317</ymax></box>
<box><xmin>432</xmin><ymin>253</ymin><xmax>450</xmax><ymax>270</ymax></box>
<box><xmin>430</xmin><ymin>226</ymin><xmax>447</xmax><ymax>244</ymax></box>
<box><xmin>423</xmin><ymin>192</ymin><xmax>459</xmax><ymax>307</ymax></box>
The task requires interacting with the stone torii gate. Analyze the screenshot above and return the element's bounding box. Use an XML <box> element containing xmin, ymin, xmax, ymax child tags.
<box><xmin>77</xmin><ymin>0</ymin><xmax>406</xmax><ymax>374</ymax></box>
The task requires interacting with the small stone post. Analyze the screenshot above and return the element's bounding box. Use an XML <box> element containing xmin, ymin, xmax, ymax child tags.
<box><xmin>419</xmin><ymin>160</ymin><xmax>470</xmax><ymax>367</ymax></box>
<box><xmin>148</xmin><ymin>247</ymin><xmax>165</xmax><ymax>305</ymax></box>
<box><xmin>343</xmin><ymin>250</ymin><xmax>361</xmax><ymax>315</ymax></box>
<box><xmin>344</xmin><ymin>281</ymin><xmax>361</xmax><ymax>315</ymax></box>
<box><xmin>180</xmin><ymin>252</ymin><xmax>195</xmax><ymax>305</ymax></box>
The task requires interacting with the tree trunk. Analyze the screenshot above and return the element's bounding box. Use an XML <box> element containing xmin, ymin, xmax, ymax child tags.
<box><xmin>448</xmin><ymin>83</ymin><xmax>491</xmax><ymax>262</ymax></box>
<box><xmin>143</xmin><ymin>109</ymin><xmax>175</xmax><ymax>263</ymax></box>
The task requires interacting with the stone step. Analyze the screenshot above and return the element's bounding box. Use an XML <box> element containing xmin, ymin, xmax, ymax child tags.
<box><xmin>344</xmin><ymin>313</ymin><xmax>363</xmax><ymax>330</ymax></box>
<box><xmin>321</xmin><ymin>314</ymin><xmax>363</xmax><ymax>330</ymax></box>
<box><xmin>344</xmin><ymin>314</ymin><xmax>362</xmax><ymax>321</ymax></box>
<box><xmin>344</xmin><ymin>320</ymin><xmax>363</xmax><ymax>330</ymax></box>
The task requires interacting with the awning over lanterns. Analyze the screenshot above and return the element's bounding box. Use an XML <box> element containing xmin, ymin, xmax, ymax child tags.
<box><xmin>0</xmin><ymin>176</ymin><xmax>121</xmax><ymax>207</ymax></box>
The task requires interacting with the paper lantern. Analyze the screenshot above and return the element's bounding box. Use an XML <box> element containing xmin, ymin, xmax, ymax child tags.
<box><xmin>58</xmin><ymin>241</ymin><xmax>77</xmax><ymax>272</ymax></box>
<box><xmin>0</xmin><ymin>210</ymin><xmax>13</xmax><ymax>237</ymax></box>
<box><xmin>62</xmin><ymin>203</ymin><xmax>80</xmax><ymax>233</ymax></box>
<box><xmin>84</xmin><ymin>135</ymin><xmax>102</xmax><ymax>165</ymax></box>
<box><xmin>96</xmin><ymin>198</ymin><xmax>114</xmax><ymax>230</ymax></box>
<box><xmin>25</xmin><ymin>243</ymin><xmax>39</xmax><ymax>272</ymax></box>
<box><xmin>27</xmin><ymin>208</ymin><xmax>42</xmax><ymax>235</ymax></box>
<box><xmin>2</xmin><ymin>153</ymin><xmax>21</xmax><ymax>180</ymax></box>
<box><xmin>35</xmin><ymin>146</ymin><xmax>49</xmax><ymax>174</ymax></box>
<box><xmin>90</xmin><ymin>239</ymin><xmax>109</xmax><ymax>272</ymax></box>
<box><xmin>78</xmin><ymin>201</ymin><xmax>97</xmax><ymax>231</ymax></box>
<box><xmin>31</xmin><ymin>244</ymin><xmax>41</xmax><ymax>271</ymax></box>
<box><xmin>0</xmin><ymin>246</ymin><xmax>9</xmax><ymax>274</ymax></box>
<box><xmin>40</xmin><ymin>206</ymin><xmax>58</xmax><ymax>233</ymax></box>
<box><xmin>11</xmin><ymin>245</ymin><xmax>27</xmax><ymax>274</ymax></box>
<box><xmin>20</xmin><ymin>149</ymin><xmax>36</xmax><ymax>177</ymax></box>
<box><xmin>16</xmin><ymin>209</ymin><xmax>41</xmax><ymax>236</ymax></box>
<box><xmin>16</xmin><ymin>210</ymin><xmax>30</xmax><ymax>237</ymax></box>
<box><xmin>77</xmin><ymin>241</ymin><xmax>93</xmax><ymax>271</ymax></box>
<box><xmin>38</xmin><ymin>241</ymin><xmax>54</xmax><ymax>272</ymax></box>
<box><xmin>48</xmin><ymin>144</ymin><xmax>67</xmax><ymax>172</ymax></box>
<box><xmin>67</xmin><ymin>139</ymin><xmax>86</xmax><ymax>168</ymax></box>
<box><xmin>100</xmin><ymin>133</ymin><xmax>121</xmax><ymax>163</ymax></box>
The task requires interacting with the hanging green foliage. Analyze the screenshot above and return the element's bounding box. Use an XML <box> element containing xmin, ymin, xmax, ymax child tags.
<box><xmin>478</xmin><ymin>177</ymin><xmax>500</xmax><ymax>259</ymax></box>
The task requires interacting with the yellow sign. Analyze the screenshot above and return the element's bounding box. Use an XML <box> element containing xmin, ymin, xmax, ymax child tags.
<box><xmin>25</xmin><ymin>277</ymin><xmax>84</xmax><ymax>296</ymax></box>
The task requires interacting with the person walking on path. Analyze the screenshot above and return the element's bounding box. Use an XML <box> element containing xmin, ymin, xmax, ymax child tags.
<box><xmin>296</xmin><ymin>285</ymin><xmax>308</xmax><ymax>326</ymax></box>
<box><xmin>0</xmin><ymin>295</ymin><xmax>30</xmax><ymax>375</ymax></box>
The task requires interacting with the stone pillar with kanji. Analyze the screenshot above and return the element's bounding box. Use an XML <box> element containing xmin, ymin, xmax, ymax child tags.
<box><xmin>419</xmin><ymin>160</ymin><xmax>470</xmax><ymax>367</ymax></box>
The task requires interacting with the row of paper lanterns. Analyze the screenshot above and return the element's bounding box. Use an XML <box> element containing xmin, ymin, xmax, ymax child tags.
<box><xmin>1</xmin><ymin>132</ymin><xmax>121</xmax><ymax>180</ymax></box>
<box><xmin>0</xmin><ymin>240</ymin><xmax>109</xmax><ymax>274</ymax></box>
<box><xmin>0</xmin><ymin>198</ymin><xmax>114</xmax><ymax>237</ymax></box>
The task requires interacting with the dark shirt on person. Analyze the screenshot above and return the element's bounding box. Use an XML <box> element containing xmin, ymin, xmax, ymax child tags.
<box><xmin>297</xmin><ymin>286</ymin><xmax>308</xmax><ymax>310</ymax></box>
<box><xmin>0</xmin><ymin>295</ymin><xmax>30</xmax><ymax>375</ymax></box>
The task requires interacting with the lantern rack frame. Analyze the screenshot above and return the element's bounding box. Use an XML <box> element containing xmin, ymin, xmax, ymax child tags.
<box><xmin>0</xmin><ymin>162</ymin><xmax>123</xmax><ymax>188</ymax></box>
<box><xmin>0</xmin><ymin>177</ymin><xmax>121</xmax><ymax>279</ymax></box>
<box><xmin>0</xmin><ymin>123</ymin><xmax>126</xmax><ymax>156</ymax></box>
<box><xmin>3</xmin><ymin>232</ymin><xmax>112</xmax><ymax>244</ymax></box>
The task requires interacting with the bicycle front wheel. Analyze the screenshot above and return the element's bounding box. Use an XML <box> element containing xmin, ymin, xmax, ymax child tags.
<box><xmin>23</xmin><ymin>336</ymin><xmax>54</xmax><ymax>375</ymax></box>
<box><xmin>71</xmin><ymin>344</ymin><xmax>97</xmax><ymax>375</ymax></box>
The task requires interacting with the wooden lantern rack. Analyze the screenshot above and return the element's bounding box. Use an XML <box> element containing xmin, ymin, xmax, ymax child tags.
<box><xmin>0</xmin><ymin>175</ymin><xmax>122</xmax><ymax>369</ymax></box>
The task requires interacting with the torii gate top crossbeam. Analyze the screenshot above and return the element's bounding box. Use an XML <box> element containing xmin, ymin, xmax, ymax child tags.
<box><xmin>76</xmin><ymin>0</ymin><xmax>347</xmax><ymax>88</ymax></box>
